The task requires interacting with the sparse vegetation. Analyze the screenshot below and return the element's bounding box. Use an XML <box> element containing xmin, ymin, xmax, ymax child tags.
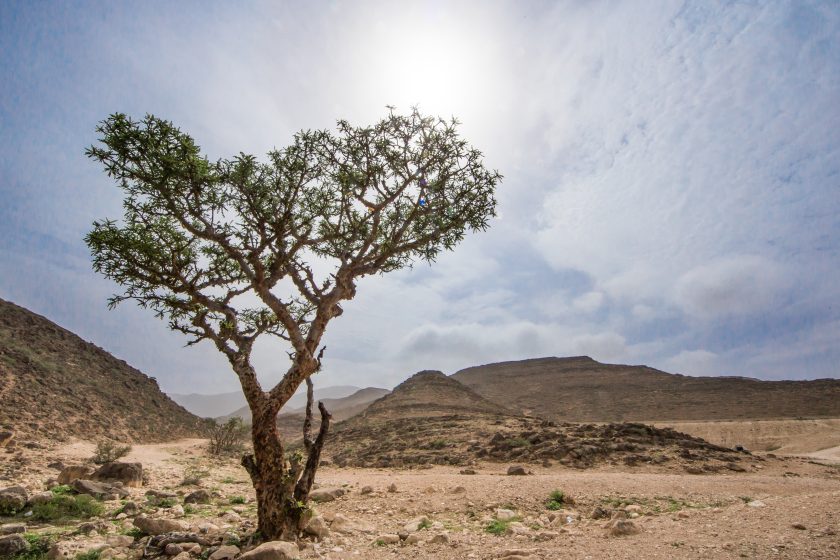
<box><xmin>429</xmin><ymin>439</ymin><xmax>448</xmax><ymax>449</ymax></box>
<box><xmin>31</xmin><ymin>494</ymin><xmax>104</xmax><ymax>522</ymax></box>
<box><xmin>207</xmin><ymin>418</ymin><xmax>249</xmax><ymax>456</ymax></box>
<box><xmin>545</xmin><ymin>489</ymin><xmax>567</xmax><ymax>510</ymax></box>
<box><xmin>13</xmin><ymin>533</ymin><xmax>54</xmax><ymax>560</ymax></box>
<box><xmin>49</xmin><ymin>485</ymin><xmax>73</xmax><ymax>496</ymax></box>
<box><xmin>485</xmin><ymin>518</ymin><xmax>515</xmax><ymax>535</ymax></box>
<box><xmin>418</xmin><ymin>518</ymin><xmax>432</xmax><ymax>530</ymax></box>
<box><xmin>90</xmin><ymin>440</ymin><xmax>132</xmax><ymax>464</ymax></box>
<box><xmin>229</xmin><ymin>496</ymin><xmax>246</xmax><ymax>504</ymax></box>
<box><xmin>75</xmin><ymin>551</ymin><xmax>101</xmax><ymax>560</ymax></box>
<box><xmin>181</xmin><ymin>465</ymin><xmax>211</xmax><ymax>485</ymax></box>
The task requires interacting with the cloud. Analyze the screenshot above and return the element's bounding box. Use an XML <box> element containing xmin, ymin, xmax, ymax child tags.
<box><xmin>673</xmin><ymin>256</ymin><xmax>790</xmax><ymax>319</ymax></box>
<box><xmin>663</xmin><ymin>349</ymin><xmax>721</xmax><ymax>377</ymax></box>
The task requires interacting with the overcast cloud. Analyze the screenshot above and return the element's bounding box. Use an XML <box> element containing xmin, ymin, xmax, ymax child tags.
<box><xmin>1</xmin><ymin>0</ymin><xmax>838</xmax><ymax>394</ymax></box>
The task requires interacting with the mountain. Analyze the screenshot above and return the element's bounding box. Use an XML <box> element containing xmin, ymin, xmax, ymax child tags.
<box><xmin>452</xmin><ymin>356</ymin><xmax>840</xmax><ymax>421</ymax></box>
<box><xmin>169</xmin><ymin>391</ymin><xmax>247</xmax><ymax>419</ymax></box>
<box><xmin>220</xmin><ymin>385</ymin><xmax>372</xmax><ymax>423</ymax></box>
<box><xmin>0</xmin><ymin>298</ymin><xmax>208</xmax><ymax>443</ymax></box>
<box><xmin>324</xmin><ymin>369</ymin><xmax>754</xmax><ymax>471</ymax></box>
<box><xmin>275</xmin><ymin>387</ymin><xmax>390</xmax><ymax>441</ymax></box>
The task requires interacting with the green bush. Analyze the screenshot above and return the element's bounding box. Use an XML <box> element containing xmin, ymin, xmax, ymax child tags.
<box><xmin>90</xmin><ymin>441</ymin><xmax>132</xmax><ymax>465</ymax></box>
<box><xmin>75</xmin><ymin>551</ymin><xmax>101</xmax><ymax>560</ymax></box>
<box><xmin>31</xmin><ymin>495</ymin><xmax>104</xmax><ymax>521</ymax></box>
<box><xmin>229</xmin><ymin>496</ymin><xmax>246</xmax><ymax>504</ymax></box>
<box><xmin>485</xmin><ymin>519</ymin><xmax>511</xmax><ymax>535</ymax></box>
<box><xmin>181</xmin><ymin>465</ymin><xmax>210</xmax><ymax>486</ymax></box>
<box><xmin>49</xmin><ymin>485</ymin><xmax>73</xmax><ymax>496</ymax></box>
<box><xmin>546</xmin><ymin>489</ymin><xmax>566</xmax><ymax>510</ymax></box>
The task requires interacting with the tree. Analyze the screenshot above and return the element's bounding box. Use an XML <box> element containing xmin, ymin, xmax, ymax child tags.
<box><xmin>85</xmin><ymin>108</ymin><xmax>500</xmax><ymax>539</ymax></box>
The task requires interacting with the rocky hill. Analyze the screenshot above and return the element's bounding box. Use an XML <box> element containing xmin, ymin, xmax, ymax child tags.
<box><xmin>220</xmin><ymin>385</ymin><xmax>368</xmax><ymax>423</ymax></box>
<box><xmin>275</xmin><ymin>387</ymin><xmax>391</xmax><ymax>440</ymax></box>
<box><xmin>0</xmin><ymin>298</ymin><xmax>208</xmax><ymax>443</ymax></box>
<box><xmin>324</xmin><ymin>370</ymin><xmax>751</xmax><ymax>472</ymax></box>
<box><xmin>452</xmin><ymin>356</ymin><xmax>840</xmax><ymax>421</ymax></box>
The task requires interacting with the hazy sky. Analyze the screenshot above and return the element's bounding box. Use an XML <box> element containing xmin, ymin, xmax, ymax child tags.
<box><xmin>1</xmin><ymin>0</ymin><xmax>838</xmax><ymax>394</ymax></box>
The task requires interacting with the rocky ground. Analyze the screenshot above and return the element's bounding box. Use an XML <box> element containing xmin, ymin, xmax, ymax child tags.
<box><xmin>1</xmin><ymin>437</ymin><xmax>839</xmax><ymax>560</ymax></box>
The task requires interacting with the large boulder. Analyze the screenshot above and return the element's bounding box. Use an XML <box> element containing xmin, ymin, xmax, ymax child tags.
<box><xmin>72</xmin><ymin>479</ymin><xmax>128</xmax><ymax>500</ymax></box>
<box><xmin>93</xmin><ymin>462</ymin><xmax>143</xmax><ymax>487</ymax></box>
<box><xmin>0</xmin><ymin>523</ymin><xmax>26</xmax><ymax>535</ymax></box>
<box><xmin>209</xmin><ymin>545</ymin><xmax>240</xmax><ymax>560</ymax></box>
<box><xmin>303</xmin><ymin>516</ymin><xmax>329</xmax><ymax>540</ymax></box>
<box><xmin>133</xmin><ymin>516</ymin><xmax>188</xmax><ymax>535</ymax></box>
<box><xmin>57</xmin><ymin>465</ymin><xmax>94</xmax><ymax>485</ymax></box>
<box><xmin>0</xmin><ymin>534</ymin><xmax>29</xmax><ymax>556</ymax></box>
<box><xmin>238</xmin><ymin>541</ymin><xmax>300</xmax><ymax>560</ymax></box>
<box><xmin>0</xmin><ymin>486</ymin><xmax>29</xmax><ymax>515</ymax></box>
<box><xmin>184</xmin><ymin>489</ymin><xmax>211</xmax><ymax>504</ymax></box>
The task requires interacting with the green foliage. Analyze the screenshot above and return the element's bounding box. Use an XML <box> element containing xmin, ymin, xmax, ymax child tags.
<box><xmin>155</xmin><ymin>498</ymin><xmax>177</xmax><ymax>508</ymax></box>
<box><xmin>418</xmin><ymin>519</ymin><xmax>432</xmax><ymax>530</ymax></box>
<box><xmin>75</xmin><ymin>551</ymin><xmax>101</xmax><ymax>560</ymax></box>
<box><xmin>546</xmin><ymin>489</ymin><xmax>566</xmax><ymax>510</ymax></box>
<box><xmin>30</xmin><ymin>495</ymin><xmax>104</xmax><ymax>522</ymax></box>
<box><xmin>207</xmin><ymin>418</ymin><xmax>248</xmax><ymax>457</ymax></box>
<box><xmin>229</xmin><ymin>496</ymin><xmax>246</xmax><ymax>504</ymax></box>
<box><xmin>14</xmin><ymin>533</ymin><xmax>54</xmax><ymax>560</ymax></box>
<box><xmin>373</xmin><ymin>539</ymin><xmax>387</xmax><ymax>547</ymax></box>
<box><xmin>120</xmin><ymin>527</ymin><xmax>143</xmax><ymax>538</ymax></box>
<box><xmin>49</xmin><ymin>485</ymin><xmax>73</xmax><ymax>496</ymax></box>
<box><xmin>505</xmin><ymin>438</ymin><xmax>530</xmax><ymax>448</ymax></box>
<box><xmin>428</xmin><ymin>439</ymin><xmax>448</xmax><ymax>449</ymax></box>
<box><xmin>485</xmin><ymin>519</ymin><xmax>511</xmax><ymax>535</ymax></box>
<box><xmin>90</xmin><ymin>440</ymin><xmax>132</xmax><ymax>465</ymax></box>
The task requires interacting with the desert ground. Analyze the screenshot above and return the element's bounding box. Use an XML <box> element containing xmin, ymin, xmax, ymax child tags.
<box><xmin>2</xmin><ymin>434</ymin><xmax>839</xmax><ymax>560</ymax></box>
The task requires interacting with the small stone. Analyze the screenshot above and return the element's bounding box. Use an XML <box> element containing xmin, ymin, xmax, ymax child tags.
<box><xmin>403</xmin><ymin>516</ymin><xmax>429</xmax><ymax>533</ymax></box>
<box><xmin>165</xmin><ymin>543</ymin><xmax>184</xmax><ymax>555</ymax></box>
<box><xmin>459</xmin><ymin>469</ymin><xmax>477</xmax><ymax>475</ymax></box>
<box><xmin>625</xmin><ymin>505</ymin><xmax>642</xmax><ymax>513</ymax></box>
<box><xmin>404</xmin><ymin>534</ymin><xmax>420</xmax><ymax>545</ymax></box>
<box><xmin>304</xmin><ymin>516</ymin><xmax>329</xmax><ymax>540</ymax></box>
<box><xmin>92</xmin><ymin>462</ymin><xmax>144</xmax><ymax>488</ymax></box>
<box><xmin>791</xmin><ymin>523</ymin><xmax>806</xmax><ymax>530</ymax></box>
<box><xmin>171</xmin><ymin>504</ymin><xmax>185</xmax><ymax>517</ymax></box>
<box><xmin>374</xmin><ymin>534</ymin><xmax>400</xmax><ymax>544</ymax></box>
<box><xmin>238</xmin><ymin>540</ymin><xmax>300</xmax><ymax>560</ymax></box>
<box><xmin>184</xmin><ymin>489</ymin><xmax>211</xmax><ymax>504</ymax></box>
<box><xmin>57</xmin><ymin>465</ymin><xmax>94</xmax><ymax>485</ymax></box>
<box><xmin>590</xmin><ymin>506</ymin><xmax>610</xmax><ymax>520</ymax></box>
<box><xmin>506</xmin><ymin>465</ymin><xmax>527</xmax><ymax>476</ymax></box>
<box><xmin>387</xmin><ymin>483</ymin><xmax>397</xmax><ymax>493</ymax></box>
<box><xmin>360</xmin><ymin>486</ymin><xmax>373</xmax><ymax>495</ymax></box>
<box><xmin>309</xmin><ymin>488</ymin><xmax>346</xmax><ymax>503</ymax></box>
<box><xmin>608</xmin><ymin>519</ymin><xmax>640</xmax><ymax>537</ymax></box>
<box><xmin>133</xmin><ymin>516</ymin><xmax>187</xmax><ymax>535</ymax></box>
<box><xmin>105</xmin><ymin>535</ymin><xmax>134</xmax><ymax>548</ymax></box>
<box><xmin>450</xmin><ymin>486</ymin><xmax>466</xmax><ymax>494</ymax></box>
<box><xmin>496</xmin><ymin>508</ymin><xmax>517</xmax><ymax>521</ymax></box>
<box><xmin>209</xmin><ymin>545</ymin><xmax>240</xmax><ymax>560</ymax></box>
<box><xmin>429</xmin><ymin>532</ymin><xmax>449</xmax><ymax>544</ymax></box>
<box><xmin>746</xmin><ymin>500</ymin><xmax>766</xmax><ymax>508</ymax></box>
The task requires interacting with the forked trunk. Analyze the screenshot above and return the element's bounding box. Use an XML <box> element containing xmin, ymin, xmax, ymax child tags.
<box><xmin>241</xmin><ymin>396</ymin><xmax>332</xmax><ymax>540</ymax></box>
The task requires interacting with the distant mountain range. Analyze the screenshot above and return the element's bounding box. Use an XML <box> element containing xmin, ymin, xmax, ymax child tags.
<box><xmin>0</xmin><ymin>298</ymin><xmax>207</xmax><ymax>442</ymax></box>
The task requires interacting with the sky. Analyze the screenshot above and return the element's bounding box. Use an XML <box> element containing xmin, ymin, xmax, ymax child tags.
<box><xmin>1</xmin><ymin>0</ymin><xmax>838</xmax><ymax>395</ymax></box>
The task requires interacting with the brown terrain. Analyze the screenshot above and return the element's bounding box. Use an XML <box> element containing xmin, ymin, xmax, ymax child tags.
<box><xmin>0</xmin><ymin>298</ymin><xmax>208</xmax><ymax>443</ymax></box>
<box><xmin>0</xmin><ymin>302</ymin><xmax>838</xmax><ymax>559</ymax></box>
<box><xmin>452</xmin><ymin>356</ymin><xmax>840</xmax><ymax>421</ymax></box>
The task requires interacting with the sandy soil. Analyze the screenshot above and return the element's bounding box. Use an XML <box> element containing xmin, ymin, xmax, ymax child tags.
<box><xmin>3</xmin><ymin>437</ymin><xmax>837</xmax><ymax>560</ymax></box>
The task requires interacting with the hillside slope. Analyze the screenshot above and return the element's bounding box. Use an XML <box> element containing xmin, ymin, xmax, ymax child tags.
<box><xmin>0</xmin><ymin>298</ymin><xmax>208</xmax><ymax>443</ymax></box>
<box><xmin>452</xmin><ymin>356</ymin><xmax>840</xmax><ymax>421</ymax></box>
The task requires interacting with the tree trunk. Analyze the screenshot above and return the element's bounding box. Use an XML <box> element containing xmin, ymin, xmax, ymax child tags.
<box><xmin>240</xmin><ymin>391</ymin><xmax>332</xmax><ymax>541</ymax></box>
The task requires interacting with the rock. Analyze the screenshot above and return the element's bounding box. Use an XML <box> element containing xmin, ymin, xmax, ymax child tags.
<box><xmin>209</xmin><ymin>545</ymin><xmax>240</xmax><ymax>560</ymax></box>
<box><xmin>221</xmin><ymin>511</ymin><xmax>241</xmax><ymax>523</ymax></box>
<box><xmin>506</xmin><ymin>465</ymin><xmax>527</xmax><ymax>476</ymax></box>
<box><xmin>330</xmin><ymin>514</ymin><xmax>355</xmax><ymax>534</ymax></box>
<box><xmin>403</xmin><ymin>516</ymin><xmax>429</xmax><ymax>532</ymax></box>
<box><xmin>47</xmin><ymin>541</ymin><xmax>107</xmax><ymax>559</ymax></box>
<box><xmin>404</xmin><ymin>533</ymin><xmax>421</xmax><ymax>545</ymax></box>
<box><xmin>625</xmin><ymin>505</ymin><xmax>642</xmax><ymax>514</ymax></box>
<box><xmin>360</xmin><ymin>486</ymin><xmax>373</xmax><ymax>495</ymax></box>
<box><xmin>171</xmin><ymin>504</ymin><xmax>185</xmax><ymax>517</ymax></box>
<box><xmin>73</xmin><ymin>479</ymin><xmax>128</xmax><ymax>500</ymax></box>
<box><xmin>450</xmin><ymin>486</ymin><xmax>466</xmax><ymax>494</ymax></box>
<box><xmin>77</xmin><ymin>521</ymin><xmax>99</xmax><ymax>534</ymax></box>
<box><xmin>173</xmin><ymin>553</ymin><xmax>192</xmax><ymax>560</ymax></box>
<box><xmin>146</xmin><ymin>489</ymin><xmax>178</xmax><ymax>500</ymax></box>
<box><xmin>309</xmin><ymin>488</ymin><xmax>346</xmax><ymax>503</ymax></box>
<box><xmin>500</xmin><ymin>549</ymin><xmax>532</xmax><ymax>559</ymax></box>
<box><xmin>133</xmin><ymin>516</ymin><xmax>187</xmax><ymax>535</ymax></box>
<box><xmin>304</xmin><ymin>516</ymin><xmax>329</xmax><ymax>540</ymax></box>
<box><xmin>0</xmin><ymin>534</ymin><xmax>29</xmax><ymax>556</ymax></box>
<box><xmin>387</xmin><ymin>483</ymin><xmax>397</xmax><ymax>493</ymax></box>
<box><xmin>590</xmin><ymin>506</ymin><xmax>610</xmax><ymax>520</ymax></box>
<box><xmin>496</xmin><ymin>508</ymin><xmax>517</xmax><ymax>521</ymax></box>
<box><xmin>746</xmin><ymin>500</ymin><xmax>766</xmax><ymax>508</ymax></box>
<box><xmin>57</xmin><ymin>465</ymin><xmax>94</xmax><ymax>485</ymax></box>
<box><xmin>0</xmin><ymin>431</ymin><xmax>14</xmax><ymax>448</ymax></box>
<box><xmin>0</xmin><ymin>486</ymin><xmax>29</xmax><ymax>515</ymax></box>
<box><xmin>106</xmin><ymin>535</ymin><xmax>134</xmax><ymax>548</ymax></box>
<box><xmin>120</xmin><ymin>501</ymin><xmax>139</xmax><ymax>515</ymax></box>
<box><xmin>683</xmin><ymin>465</ymin><xmax>704</xmax><ymax>474</ymax></box>
<box><xmin>0</xmin><ymin>523</ymin><xmax>26</xmax><ymax>535</ymax></box>
<box><xmin>429</xmin><ymin>532</ymin><xmax>449</xmax><ymax>544</ymax></box>
<box><xmin>238</xmin><ymin>540</ymin><xmax>300</xmax><ymax>560</ymax></box>
<box><xmin>375</xmin><ymin>534</ymin><xmax>400</xmax><ymax>544</ymax></box>
<box><xmin>165</xmin><ymin>543</ymin><xmax>184</xmax><ymax>555</ymax></box>
<box><xmin>608</xmin><ymin>519</ymin><xmax>640</xmax><ymax>537</ymax></box>
<box><xmin>459</xmin><ymin>469</ymin><xmax>477</xmax><ymax>475</ymax></box>
<box><xmin>29</xmin><ymin>491</ymin><xmax>54</xmax><ymax>505</ymax></box>
<box><xmin>93</xmin><ymin>462</ymin><xmax>144</xmax><ymax>488</ymax></box>
<box><xmin>792</xmin><ymin>523</ymin><xmax>806</xmax><ymax>530</ymax></box>
<box><xmin>197</xmin><ymin>522</ymin><xmax>221</xmax><ymax>534</ymax></box>
<box><xmin>184</xmin><ymin>489</ymin><xmax>211</xmax><ymax>504</ymax></box>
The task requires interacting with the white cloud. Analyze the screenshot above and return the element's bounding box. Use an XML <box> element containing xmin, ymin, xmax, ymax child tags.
<box><xmin>663</xmin><ymin>349</ymin><xmax>721</xmax><ymax>377</ymax></box>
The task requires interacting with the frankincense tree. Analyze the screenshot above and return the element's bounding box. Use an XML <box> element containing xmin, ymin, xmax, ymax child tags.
<box><xmin>85</xmin><ymin>107</ymin><xmax>500</xmax><ymax>539</ymax></box>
